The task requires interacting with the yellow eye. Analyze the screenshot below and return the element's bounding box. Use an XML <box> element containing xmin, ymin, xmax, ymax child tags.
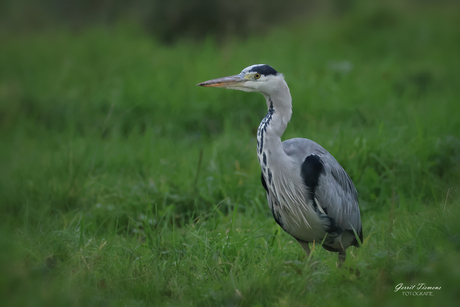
<box><xmin>254</xmin><ymin>73</ymin><xmax>261</xmax><ymax>79</ymax></box>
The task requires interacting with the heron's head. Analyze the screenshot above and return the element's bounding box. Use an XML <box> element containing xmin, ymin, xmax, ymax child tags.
<box><xmin>197</xmin><ymin>64</ymin><xmax>285</xmax><ymax>96</ymax></box>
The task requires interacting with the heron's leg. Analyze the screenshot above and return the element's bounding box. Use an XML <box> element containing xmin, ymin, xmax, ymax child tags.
<box><xmin>296</xmin><ymin>239</ymin><xmax>310</xmax><ymax>257</ymax></box>
<box><xmin>338</xmin><ymin>240</ymin><xmax>346</xmax><ymax>267</ymax></box>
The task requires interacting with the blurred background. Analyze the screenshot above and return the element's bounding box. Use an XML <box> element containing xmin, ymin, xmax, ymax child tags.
<box><xmin>3</xmin><ymin>0</ymin><xmax>458</xmax><ymax>42</ymax></box>
<box><xmin>1</xmin><ymin>0</ymin><xmax>318</xmax><ymax>43</ymax></box>
<box><xmin>0</xmin><ymin>0</ymin><xmax>385</xmax><ymax>43</ymax></box>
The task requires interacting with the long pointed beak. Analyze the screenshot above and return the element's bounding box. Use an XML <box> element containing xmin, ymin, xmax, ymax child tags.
<box><xmin>197</xmin><ymin>75</ymin><xmax>246</xmax><ymax>88</ymax></box>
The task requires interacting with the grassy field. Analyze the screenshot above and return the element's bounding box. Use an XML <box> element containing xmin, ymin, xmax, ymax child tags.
<box><xmin>1</xmin><ymin>3</ymin><xmax>460</xmax><ymax>306</ymax></box>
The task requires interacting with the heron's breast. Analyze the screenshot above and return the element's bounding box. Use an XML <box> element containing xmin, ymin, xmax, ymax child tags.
<box><xmin>271</xmin><ymin>197</ymin><xmax>328</xmax><ymax>242</ymax></box>
<box><xmin>264</xmin><ymin>168</ymin><xmax>329</xmax><ymax>242</ymax></box>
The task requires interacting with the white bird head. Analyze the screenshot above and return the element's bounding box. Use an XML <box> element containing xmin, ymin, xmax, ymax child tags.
<box><xmin>197</xmin><ymin>64</ymin><xmax>286</xmax><ymax>96</ymax></box>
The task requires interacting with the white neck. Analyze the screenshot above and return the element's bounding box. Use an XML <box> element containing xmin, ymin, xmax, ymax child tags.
<box><xmin>257</xmin><ymin>79</ymin><xmax>292</xmax><ymax>160</ymax></box>
<box><xmin>264</xmin><ymin>81</ymin><xmax>292</xmax><ymax>138</ymax></box>
<box><xmin>262</xmin><ymin>79</ymin><xmax>292</xmax><ymax>138</ymax></box>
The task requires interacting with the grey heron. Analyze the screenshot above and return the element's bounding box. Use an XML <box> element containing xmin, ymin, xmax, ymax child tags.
<box><xmin>198</xmin><ymin>64</ymin><xmax>363</xmax><ymax>266</ymax></box>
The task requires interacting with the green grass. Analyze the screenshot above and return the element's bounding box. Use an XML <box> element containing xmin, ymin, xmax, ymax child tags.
<box><xmin>1</xmin><ymin>3</ymin><xmax>460</xmax><ymax>306</ymax></box>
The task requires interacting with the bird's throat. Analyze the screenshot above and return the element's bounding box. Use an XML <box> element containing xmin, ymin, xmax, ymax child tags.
<box><xmin>256</xmin><ymin>99</ymin><xmax>290</xmax><ymax>177</ymax></box>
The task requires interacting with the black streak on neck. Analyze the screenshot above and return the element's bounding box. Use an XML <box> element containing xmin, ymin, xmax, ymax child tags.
<box><xmin>257</xmin><ymin>107</ymin><xmax>275</xmax><ymax>154</ymax></box>
<box><xmin>261</xmin><ymin>173</ymin><xmax>269</xmax><ymax>194</ymax></box>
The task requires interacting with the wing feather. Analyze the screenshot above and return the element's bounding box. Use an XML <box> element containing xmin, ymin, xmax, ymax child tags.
<box><xmin>282</xmin><ymin>138</ymin><xmax>362</xmax><ymax>239</ymax></box>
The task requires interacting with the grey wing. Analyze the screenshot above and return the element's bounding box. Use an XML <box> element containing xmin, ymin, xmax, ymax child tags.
<box><xmin>316</xmin><ymin>154</ymin><xmax>362</xmax><ymax>235</ymax></box>
<box><xmin>283</xmin><ymin>138</ymin><xmax>362</xmax><ymax>239</ymax></box>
